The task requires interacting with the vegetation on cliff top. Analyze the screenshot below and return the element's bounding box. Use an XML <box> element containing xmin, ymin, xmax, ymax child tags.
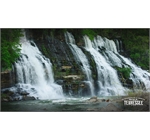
<box><xmin>1</xmin><ymin>29</ymin><xmax>23</xmax><ymax>71</ymax></box>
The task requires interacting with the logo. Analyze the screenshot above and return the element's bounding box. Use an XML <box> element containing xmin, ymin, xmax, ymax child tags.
<box><xmin>122</xmin><ymin>97</ymin><xmax>145</xmax><ymax>106</ymax></box>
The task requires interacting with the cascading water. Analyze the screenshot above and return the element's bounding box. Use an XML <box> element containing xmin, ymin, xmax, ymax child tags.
<box><xmin>65</xmin><ymin>32</ymin><xmax>95</xmax><ymax>96</ymax></box>
<box><xmin>114</xmin><ymin>39</ymin><xmax>123</xmax><ymax>52</ymax></box>
<box><xmin>11</xmin><ymin>35</ymin><xmax>64</xmax><ymax>100</ymax></box>
<box><xmin>2</xmin><ymin>30</ymin><xmax>150</xmax><ymax>112</ymax></box>
<box><xmin>83</xmin><ymin>35</ymin><xmax>125</xmax><ymax>96</ymax></box>
<box><xmin>93</xmin><ymin>35</ymin><xmax>150</xmax><ymax>92</ymax></box>
<box><xmin>2</xmin><ymin>31</ymin><xmax>150</xmax><ymax>100</ymax></box>
<box><xmin>118</xmin><ymin>55</ymin><xmax>150</xmax><ymax>91</ymax></box>
<box><xmin>103</xmin><ymin>38</ymin><xmax>118</xmax><ymax>53</ymax></box>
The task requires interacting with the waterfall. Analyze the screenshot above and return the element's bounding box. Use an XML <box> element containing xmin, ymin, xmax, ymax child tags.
<box><xmin>93</xmin><ymin>35</ymin><xmax>150</xmax><ymax>92</ymax></box>
<box><xmin>114</xmin><ymin>39</ymin><xmax>120</xmax><ymax>52</ymax></box>
<box><xmin>65</xmin><ymin>32</ymin><xmax>95</xmax><ymax>96</ymax></box>
<box><xmin>114</xmin><ymin>39</ymin><xmax>124</xmax><ymax>53</ymax></box>
<box><xmin>13</xmin><ymin>35</ymin><xmax>64</xmax><ymax>100</ymax></box>
<box><xmin>119</xmin><ymin>40</ymin><xmax>123</xmax><ymax>52</ymax></box>
<box><xmin>103</xmin><ymin>38</ymin><xmax>118</xmax><ymax>53</ymax></box>
<box><xmin>119</xmin><ymin>55</ymin><xmax>150</xmax><ymax>91</ymax></box>
<box><xmin>2</xmin><ymin>31</ymin><xmax>150</xmax><ymax>99</ymax></box>
<box><xmin>83</xmin><ymin>35</ymin><xmax>125</xmax><ymax>96</ymax></box>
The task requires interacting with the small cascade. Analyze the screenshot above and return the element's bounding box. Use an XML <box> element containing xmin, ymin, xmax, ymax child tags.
<box><xmin>65</xmin><ymin>32</ymin><xmax>95</xmax><ymax>96</ymax></box>
<box><xmin>93</xmin><ymin>36</ymin><xmax>105</xmax><ymax>51</ymax></box>
<box><xmin>119</xmin><ymin>55</ymin><xmax>150</xmax><ymax>91</ymax></box>
<box><xmin>12</xmin><ymin>35</ymin><xmax>64</xmax><ymax>100</ymax></box>
<box><xmin>103</xmin><ymin>38</ymin><xmax>118</xmax><ymax>53</ymax></box>
<box><xmin>83</xmin><ymin>35</ymin><xmax>125</xmax><ymax>96</ymax></box>
<box><xmin>114</xmin><ymin>39</ymin><xmax>124</xmax><ymax>52</ymax></box>
<box><xmin>114</xmin><ymin>39</ymin><xmax>120</xmax><ymax>52</ymax></box>
<box><xmin>119</xmin><ymin>40</ymin><xmax>124</xmax><ymax>52</ymax></box>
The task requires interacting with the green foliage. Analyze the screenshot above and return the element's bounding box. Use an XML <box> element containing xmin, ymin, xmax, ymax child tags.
<box><xmin>123</xmin><ymin>34</ymin><xmax>149</xmax><ymax>70</ymax></box>
<box><xmin>130</xmin><ymin>53</ymin><xmax>140</xmax><ymax>60</ymax></box>
<box><xmin>41</xmin><ymin>44</ymin><xmax>48</xmax><ymax>56</ymax></box>
<box><xmin>81</xmin><ymin>29</ymin><xmax>97</xmax><ymax>40</ymax></box>
<box><xmin>117</xmin><ymin>67</ymin><xmax>132</xmax><ymax>79</ymax></box>
<box><xmin>1</xmin><ymin>29</ymin><xmax>23</xmax><ymax>71</ymax></box>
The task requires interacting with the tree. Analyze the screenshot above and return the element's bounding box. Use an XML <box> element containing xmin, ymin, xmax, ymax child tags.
<box><xmin>1</xmin><ymin>29</ymin><xmax>23</xmax><ymax>71</ymax></box>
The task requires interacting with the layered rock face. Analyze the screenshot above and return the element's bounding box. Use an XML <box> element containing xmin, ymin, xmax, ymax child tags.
<box><xmin>1</xmin><ymin>70</ymin><xmax>15</xmax><ymax>89</ymax></box>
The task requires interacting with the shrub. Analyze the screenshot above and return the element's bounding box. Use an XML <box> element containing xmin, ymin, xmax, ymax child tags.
<box><xmin>1</xmin><ymin>29</ymin><xmax>23</xmax><ymax>71</ymax></box>
<box><xmin>117</xmin><ymin>67</ymin><xmax>131</xmax><ymax>79</ymax></box>
<box><xmin>82</xmin><ymin>29</ymin><xmax>96</xmax><ymax>41</ymax></box>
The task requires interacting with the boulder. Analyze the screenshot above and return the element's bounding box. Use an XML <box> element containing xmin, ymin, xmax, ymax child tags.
<box><xmin>22</xmin><ymin>96</ymin><xmax>36</xmax><ymax>101</ymax></box>
<box><xmin>20</xmin><ymin>91</ymin><xmax>30</xmax><ymax>96</ymax></box>
<box><xmin>102</xmin><ymin>99</ymin><xmax>106</xmax><ymax>102</ymax></box>
<box><xmin>55</xmin><ymin>80</ymin><xmax>64</xmax><ymax>85</ymax></box>
<box><xmin>2</xmin><ymin>98</ymin><xmax>9</xmax><ymax>102</ymax></box>
<box><xmin>88</xmin><ymin>98</ymin><xmax>97</xmax><ymax>102</ymax></box>
<box><xmin>86</xmin><ymin>96</ymin><xmax>101</xmax><ymax>103</ymax></box>
<box><xmin>106</xmin><ymin>99</ymin><xmax>110</xmax><ymax>102</ymax></box>
<box><xmin>80</xmin><ymin>84</ymin><xmax>85</xmax><ymax>87</ymax></box>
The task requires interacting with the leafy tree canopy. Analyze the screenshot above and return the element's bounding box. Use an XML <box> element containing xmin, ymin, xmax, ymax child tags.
<box><xmin>1</xmin><ymin>29</ymin><xmax>23</xmax><ymax>71</ymax></box>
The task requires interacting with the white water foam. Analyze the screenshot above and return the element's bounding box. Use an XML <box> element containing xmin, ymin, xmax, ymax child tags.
<box><xmin>14</xmin><ymin>36</ymin><xmax>64</xmax><ymax>99</ymax></box>
<box><xmin>84</xmin><ymin>35</ymin><xmax>125</xmax><ymax>96</ymax></box>
<box><xmin>65</xmin><ymin>32</ymin><xmax>95</xmax><ymax>96</ymax></box>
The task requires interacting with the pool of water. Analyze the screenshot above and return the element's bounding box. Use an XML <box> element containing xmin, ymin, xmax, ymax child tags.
<box><xmin>1</xmin><ymin>95</ymin><xmax>148</xmax><ymax>112</ymax></box>
<box><xmin>1</xmin><ymin>97</ymin><xmax>123</xmax><ymax>112</ymax></box>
